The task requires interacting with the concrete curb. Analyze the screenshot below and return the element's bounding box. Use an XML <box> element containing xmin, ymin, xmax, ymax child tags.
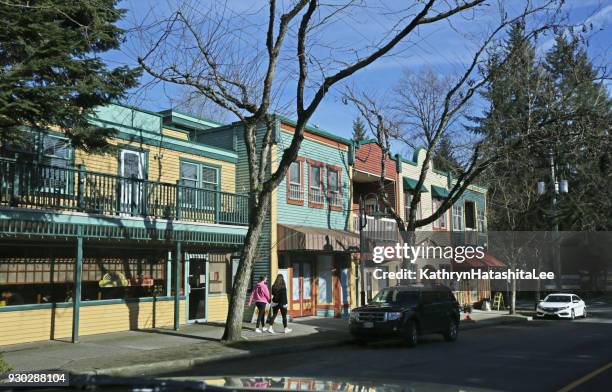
<box><xmin>86</xmin><ymin>338</ymin><xmax>353</xmax><ymax>377</ymax></box>
<box><xmin>78</xmin><ymin>315</ymin><xmax>531</xmax><ymax>377</ymax></box>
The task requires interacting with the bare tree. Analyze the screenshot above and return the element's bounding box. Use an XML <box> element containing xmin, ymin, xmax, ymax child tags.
<box><xmin>134</xmin><ymin>0</ymin><xmax>552</xmax><ymax>342</ymax></box>
<box><xmin>346</xmin><ymin>1</ymin><xmax>565</xmax><ymax>236</ymax></box>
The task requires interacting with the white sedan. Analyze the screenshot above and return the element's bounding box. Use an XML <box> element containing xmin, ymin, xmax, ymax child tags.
<box><xmin>536</xmin><ymin>293</ymin><xmax>587</xmax><ymax>320</ymax></box>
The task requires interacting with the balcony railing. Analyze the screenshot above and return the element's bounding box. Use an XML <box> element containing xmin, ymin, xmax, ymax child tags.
<box><xmin>328</xmin><ymin>191</ymin><xmax>342</xmax><ymax>208</ymax></box>
<box><xmin>353</xmin><ymin>215</ymin><xmax>399</xmax><ymax>242</ymax></box>
<box><xmin>288</xmin><ymin>183</ymin><xmax>304</xmax><ymax>201</ymax></box>
<box><xmin>0</xmin><ymin>158</ymin><xmax>249</xmax><ymax>225</ymax></box>
<box><xmin>309</xmin><ymin>187</ymin><xmax>325</xmax><ymax>204</ymax></box>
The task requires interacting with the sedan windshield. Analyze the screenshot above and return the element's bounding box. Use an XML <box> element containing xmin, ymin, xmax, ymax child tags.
<box><xmin>544</xmin><ymin>295</ymin><xmax>571</xmax><ymax>303</ymax></box>
<box><xmin>371</xmin><ymin>289</ymin><xmax>419</xmax><ymax>305</ymax></box>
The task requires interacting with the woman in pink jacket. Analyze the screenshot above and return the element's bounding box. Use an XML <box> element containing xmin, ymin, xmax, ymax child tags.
<box><xmin>248</xmin><ymin>276</ymin><xmax>271</xmax><ymax>333</ymax></box>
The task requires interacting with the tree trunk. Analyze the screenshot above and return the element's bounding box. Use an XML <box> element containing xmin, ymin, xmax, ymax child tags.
<box><xmin>510</xmin><ymin>275</ymin><xmax>517</xmax><ymax>315</ymax></box>
<box><xmin>222</xmin><ymin>191</ymin><xmax>271</xmax><ymax>342</ymax></box>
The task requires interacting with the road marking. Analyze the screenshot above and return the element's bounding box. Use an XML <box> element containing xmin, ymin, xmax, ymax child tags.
<box><xmin>557</xmin><ymin>362</ymin><xmax>612</xmax><ymax>392</ymax></box>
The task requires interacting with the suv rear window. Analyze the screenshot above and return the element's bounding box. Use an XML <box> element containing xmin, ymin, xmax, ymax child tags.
<box><xmin>371</xmin><ymin>288</ymin><xmax>420</xmax><ymax>305</ymax></box>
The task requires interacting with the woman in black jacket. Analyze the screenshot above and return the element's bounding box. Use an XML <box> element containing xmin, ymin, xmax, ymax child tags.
<box><xmin>268</xmin><ymin>274</ymin><xmax>291</xmax><ymax>334</ymax></box>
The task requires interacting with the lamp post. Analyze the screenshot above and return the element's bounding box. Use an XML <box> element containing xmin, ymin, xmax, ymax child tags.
<box><xmin>358</xmin><ymin>192</ymin><xmax>381</xmax><ymax>306</ymax></box>
<box><xmin>537</xmin><ymin>150</ymin><xmax>568</xmax><ymax>292</ymax></box>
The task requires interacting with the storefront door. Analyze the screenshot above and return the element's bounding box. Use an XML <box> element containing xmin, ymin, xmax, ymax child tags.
<box><xmin>290</xmin><ymin>261</ymin><xmax>314</xmax><ymax>317</ymax></box>
<box><xmin>188</xmin><ymin>256</ymin><xmax>208</xmax><ymax>321</ymax></box>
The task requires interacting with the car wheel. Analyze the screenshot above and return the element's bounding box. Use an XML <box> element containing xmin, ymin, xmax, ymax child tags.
<box><xmin>443</xmin><ymin>319</ymin><xmax>459</xmax><ymax>342</ymax></box>
<box><xmin>406</xmin><ymin>321</ymin><xmax>418</xmax><ymax>348</ymax></box>
<box><xmin>570</xmin><ymin>309</ymin><xmax>575</xmax><ymax>320</ymax></box>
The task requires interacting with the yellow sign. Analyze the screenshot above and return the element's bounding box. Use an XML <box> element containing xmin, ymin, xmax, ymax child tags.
<box><xmin>99</xmin><ymin>272</ymin><xmax>129</xmax><ymax>287</ymax></box>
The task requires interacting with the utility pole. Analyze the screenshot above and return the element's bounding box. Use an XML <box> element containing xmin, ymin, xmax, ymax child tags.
<box><xmin>537</xmin><ymin>149</ymin><xmax>568</xmax><ymax>293</ymax></box>
<box><xmin>358</xmin><ymin>195</ymin><xmax>367</xmax><ymax>306</ymax></box>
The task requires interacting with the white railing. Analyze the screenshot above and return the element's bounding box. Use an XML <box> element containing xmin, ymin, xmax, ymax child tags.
<box><xmin>353</xmin><ymin>215</ymin><xmax>399</xmax><ymax>241</ymax></box>
<box><xmin>309</xmin><ymin>187</ymin><xmax>325</xmax><ymax>204</ymax></box>
<box><xmin>288</xmin><ymin>183</ymin><xmax>304</xmax><ymax>201</ymax></box>
<box><xmin>328</xmin><ymin>191</ymin><xmax>342</xmax><ymax>207</ymax></box>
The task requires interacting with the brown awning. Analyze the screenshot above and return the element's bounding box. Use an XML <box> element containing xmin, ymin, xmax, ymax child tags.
<box><xmin>277</xmin><ymin>224</ymin><xmax>359</xmax><ymax>252</ymax></box>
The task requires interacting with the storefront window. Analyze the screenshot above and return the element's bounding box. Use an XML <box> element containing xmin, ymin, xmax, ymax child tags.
<box><xmin>316</xmin><ymin>256</ymin><xmax>332</xmax><ymax>304</ymax></box>
<box><xmin>208</xmin><ymin>253</ymin><xmax>229</xmax><ymax>294</ymax></box>
<box><xmin>0</xmin><ymin>247</ymin><xmax>168</xmax><ymax>307</ymax></box>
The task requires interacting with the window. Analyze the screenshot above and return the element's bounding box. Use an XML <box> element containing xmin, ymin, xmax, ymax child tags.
<box><xmin>208</xmin><ymin>253</ymin><xmax>229</xmax><ymax>294</ymax></box>
<box><xmin>40</xmin><ymin>134</ymin><xmax>72</xmax><ymax>193</ymax></box>
<box><xmin>179</xmin><ymin>161</ymin><xmax>219</xmax><ymax>209</ymax></box>
<box><xmin>464</xmin><ymin>201</ymin><xmax>476</xmax><ymax>230</ymax></box>
<box><xmin>287</xmin><ymin>160</ymin><xmax>303</xmax><ymax>204</ymax></box>
<box><xmin>327</xmin><ymin>166</ymin><xmax>341</xmax><ymax>210</ymax></box>
<box><xmin>477</xmin><ymin>209</ymin><xmax>486</xmax><ymax>232</ymax></box>
<box><xmin>432</xmin><ymin>197</ymin><xmax>447</xmax><ymax>229</ymax></box>
<box><xmin>308</xmin><ymin>162</ymin><xmax>324</xmax><ymax>207</ymax></box>
<box><xmin>404</xmin><ymin>193</ymin><xmax>421</xmax><ymax>221</ymax></box>
<box><xmin>452</xmin><ymin>204</ymin><xmax>464</xmax><ymax>231</ymax></box>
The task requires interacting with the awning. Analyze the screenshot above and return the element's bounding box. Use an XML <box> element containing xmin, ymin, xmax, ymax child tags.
<box><xmin>277</xmin><ymin>224</ymin><xmax>359</xmax><ymax>252</ymax></box>
<box><xmin>431</xmin><ymin>185</ymin><xmax>450</xmax><ymax>198</ymax></box>
<box><xmin>403</xmin><ymin>178</ymin><xmax>428</xmax><ymax>193</ymax></box>
<box><xmin>452</xmin><ymin>253</ymin><xmax>507</xmax><ymax>269</ymax></box>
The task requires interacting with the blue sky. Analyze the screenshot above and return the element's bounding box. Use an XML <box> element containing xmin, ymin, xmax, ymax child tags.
<box><xmin>103</xmin><ymin>0</ymin><xmax>611</xmax><ymax>148</ymax></box>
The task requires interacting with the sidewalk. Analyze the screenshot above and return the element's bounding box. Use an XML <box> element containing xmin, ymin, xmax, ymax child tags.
<box><xmin>0</xmin><ymin>311</ymin><xmax>529</xmax><ymax>376</ymax></box>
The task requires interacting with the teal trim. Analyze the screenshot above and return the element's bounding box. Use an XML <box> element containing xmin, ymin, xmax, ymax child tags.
<box><xmin>0</xmin><ymin>209</ymin><xmax>249</xmax><ymax>236</ymax></box>
<box><xmin>431</xmin><ymin>184</ymin><xmax>450</xmax><ymax>198</ymax></box>
<box><xmin>395</xmin><ymin>154</ymin><xmax>402</xmax><ymax>173</ymax></box>
<box><xmin>110</xmin><ymin>101</ymin><xmax>165</xmax><ymax>118</ymax></box>
<box><xmin>275</xmin><ymin>115</ymin><xmax>351</xmax><ymax>146</ymax></box>
<box><xmin>159</xmin><ymin>109</ymin><xmax>222</xmax><ymax>129</ymax></box>
<box><xmin>87</xmin><ymin>116</ymin><xmax>238</xmax><ymax>163</ymax></box>
<box><xmin>0</xmin><ymin>296</ymin><xmax>185</xmax><ymax>312</ymax></box>
<box><xmin>174</xmin><ymin>241</ymin><xmax>181</xmax><ymax>330</ymax></box>
<box><xmin>72</xmin><ymin>225</ymin><xmax>83</xmax><ymax>343</ymax></box>
<box><xmin>403</xmin><ymin>177</ymin><xmax>428</xmax><ymax>193</ymax></box>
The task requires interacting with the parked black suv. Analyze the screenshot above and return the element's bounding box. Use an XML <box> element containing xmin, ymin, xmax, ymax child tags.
<box><xmin>349</xmin><ymin>285</ymin><xmax>460</xmax><ymax>347</ymax></box>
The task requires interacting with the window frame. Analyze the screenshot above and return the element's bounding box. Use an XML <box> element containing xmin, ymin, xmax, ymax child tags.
<box><xmin>326</xmin><ymin>164</ymin><xmax>342</xmax><ymax>211</ymax></box>
<box><xmin>307</xmin><ymin>159</ymin><xmax>325</xmax><ymax>209</ymax></box>
<box><xmin>432</xmin><ymin>196</ymin><xmax>448</xmax><ymax>230</ymax></box>
<box><xmin>179</xmin><ymin>159</ymin><xmax>220</xmax><ymax>210</ymax></box>
<box><xmin>286</xmin><ymin>157</ymin><xmax>304</xmax><ymax>205</ymax></box>
<box><xmin>452</xmin><ymin>203</ymin><xmax>464</xmax><ymax>231</ymax></box>
<box><xmin>477</xmin><ymin>208</ymin><xmax>486</xmax><ymax>232</ymax></box>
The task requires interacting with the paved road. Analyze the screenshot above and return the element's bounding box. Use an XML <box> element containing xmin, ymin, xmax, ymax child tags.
<box><xmin>165</xmin><ymin>300</ymin><xmax>612</xmax><ymax>392</ymax></box>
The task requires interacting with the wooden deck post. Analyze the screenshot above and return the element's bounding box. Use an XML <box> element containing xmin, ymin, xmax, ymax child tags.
<box><xmin>72</xmin><ymin>225</ymin><xmax>83</xmax><ymax>343</ymax></box>
<box><xmin>174</xmin><ymin>241</ymin><xmax>182</xmax><ymax>330</ymax></box>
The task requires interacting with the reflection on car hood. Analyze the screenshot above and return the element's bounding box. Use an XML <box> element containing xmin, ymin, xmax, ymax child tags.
<box><xmin>540</xmin><ymin>302</ymin><xmax>571</xmax><ymax>308</ymax></box>
<box><xmin>175</xmin><ymin>375</ymin><xmax>502</xmax><ymax>392</ymax></box>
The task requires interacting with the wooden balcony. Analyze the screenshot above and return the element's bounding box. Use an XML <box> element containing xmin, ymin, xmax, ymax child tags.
<box><xmin>0</xmin><ymin>158</ymin><xmax>249</xmax><ymax>226</ymax></box>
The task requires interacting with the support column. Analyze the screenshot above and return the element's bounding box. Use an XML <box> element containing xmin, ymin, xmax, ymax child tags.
<box><xmin>72</xmin><ymin>225</ymin><xmax>83</xmax><ymax>343</ymax></box>
<box><xmin>166</xmin><ymin>251</ymin><xmax>172</xmax><ymax>296</ymax></box>
<box><xmin>174</xmin><ymin>241</ymin><xmax>182</xmax><ymax>330</ymax></box>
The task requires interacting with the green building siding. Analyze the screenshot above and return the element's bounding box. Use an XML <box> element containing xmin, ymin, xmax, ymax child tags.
<box><xmin>276</xmin><ymin>130</ymin><xmax>350</xmax><ymax>230</ymax></box>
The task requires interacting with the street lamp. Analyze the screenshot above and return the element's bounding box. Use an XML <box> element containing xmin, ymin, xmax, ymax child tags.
<box><xmin>537</xmin><ymin>150</ymin><xmax>569</xmax><ymax>293</ymax></box>
<box><xmin>358</xmin><ymin>192</ymin><xmax>381</xmax><ymax>306</ymax></box>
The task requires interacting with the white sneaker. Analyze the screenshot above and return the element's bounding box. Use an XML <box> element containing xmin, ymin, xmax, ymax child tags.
<box><xmin>255</xmin><ymin>328</ymin><xmax>262</xmax><ymax>333</ymax></box>
<box><xmin>284</xmin><ymin>328</ymin><xmax>292</xmax><ymax>334</ymax></box>
<box><xmin>268</xmin><ymin>327</ymin><xmax>276</xmax><ymax>334</ymax></box>
<box><xmin>262</xmin><ymin>326</ymin><xmax>268</xmax><ymax>332</ymax></box>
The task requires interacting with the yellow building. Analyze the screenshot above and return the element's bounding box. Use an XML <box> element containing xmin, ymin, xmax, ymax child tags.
<box><xmin>0</xmin><ymin>103</ymin><xmax>247</xmax><ymax>345</ymax></box>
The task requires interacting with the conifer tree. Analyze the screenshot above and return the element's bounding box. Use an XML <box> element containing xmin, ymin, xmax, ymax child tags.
<box><xmin>0</xmin><ymin>0</ymin><xmax>140</xmax><ymax>153</ymax></box>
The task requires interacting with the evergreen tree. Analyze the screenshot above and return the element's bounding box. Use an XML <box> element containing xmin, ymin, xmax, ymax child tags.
<box><xmin>0</xmin><ymin>0</ymin><xmax>140</xmax><ymax>153</ymax></box>
<box><xmin>471</xmin><ymin>21</ymin><xmax>548</xmax><ymax>231</ymax></box>
<box><xmin>542</xmin><ymin>34</ymin><xmax>612</xmax><ymax>230</ymax></box>
<box><xmin>432</xmin><ymin>135</ymin><xmax>461</xmax><ymax>174</ymax></box>
<box><xmin>352</xmin><ymin>117</ymin><xmax>367</xmax><ymax>143</ymax></box>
